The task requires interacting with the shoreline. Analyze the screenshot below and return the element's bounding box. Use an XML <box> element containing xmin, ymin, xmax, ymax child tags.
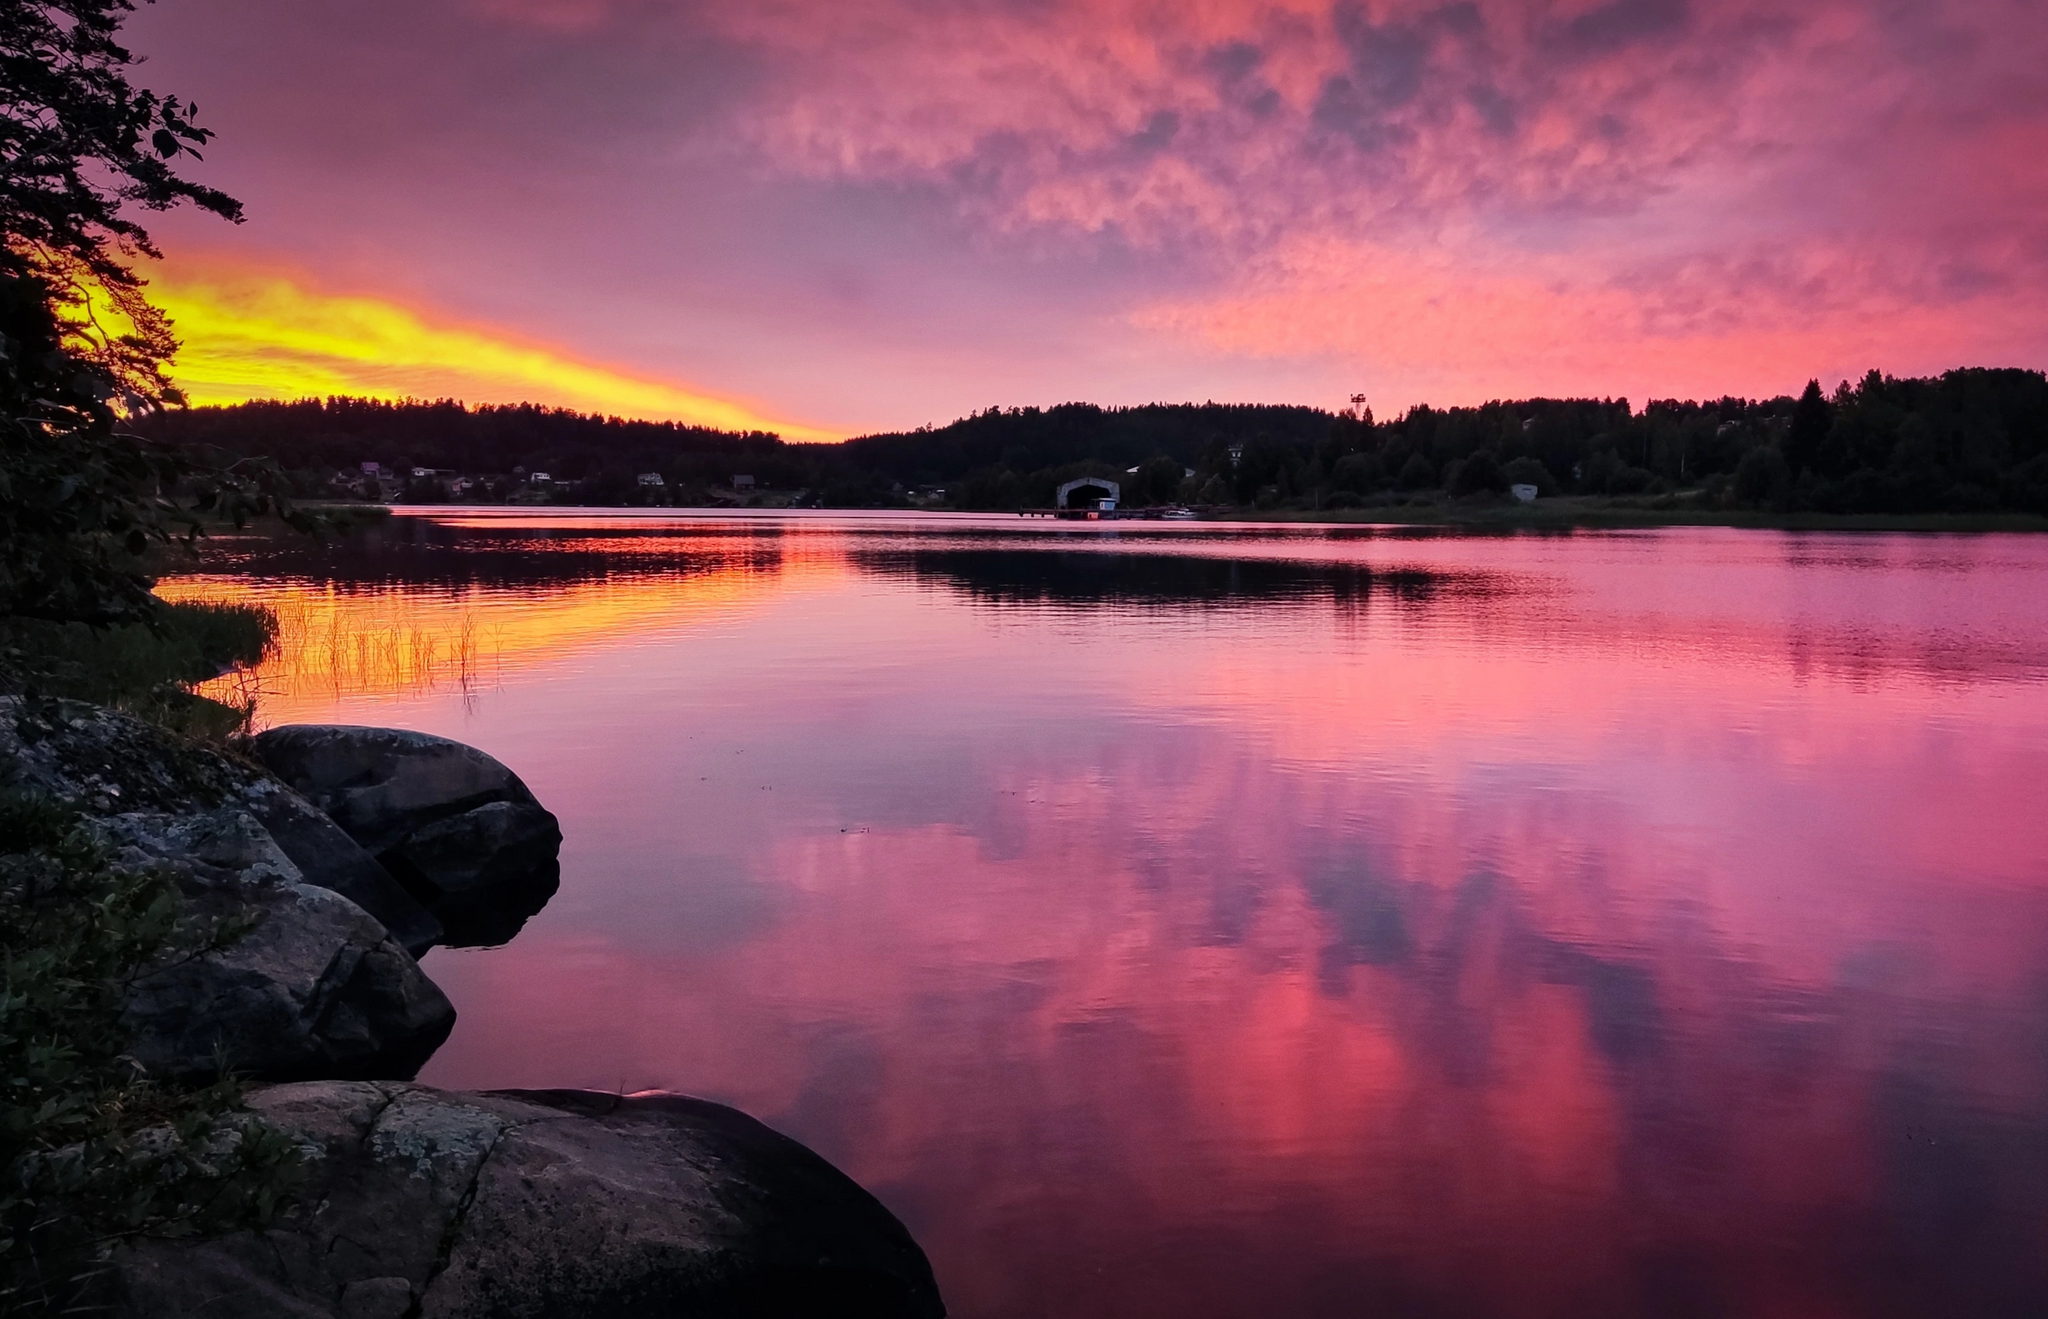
<box><xmin>298</xmin><ymin>500</ymin><xmax>2048</xmax><ymax>535</ymax></box>
<box><xmin>1214</xmin><ymin>503</ymin><xmax>2048</xmax><ymax>533</ymax></box>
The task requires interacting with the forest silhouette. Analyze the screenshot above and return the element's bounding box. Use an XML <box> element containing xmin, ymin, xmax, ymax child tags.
<box><xmin>139</xmin><ymin>367</ymin><xmax>2048</xmax><ymax>517</ymax></box>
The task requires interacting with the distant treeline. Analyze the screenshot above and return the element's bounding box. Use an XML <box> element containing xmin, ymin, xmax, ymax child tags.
<box><xmin>136</xmin><ymin>369</ymin><xmax>2048</xmax><ymax>515</ymax></box>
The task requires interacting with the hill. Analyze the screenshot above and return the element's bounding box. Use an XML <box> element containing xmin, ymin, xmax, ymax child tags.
<box><xmin>133</xmin><ymin>369</ymin><xmax>2048</xmax><ymax>517</ymax></box>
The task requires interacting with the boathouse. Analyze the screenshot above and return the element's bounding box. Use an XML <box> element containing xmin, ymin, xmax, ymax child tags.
<box><xmin>1056</xmin><ymin>477</ymin><xmax>1120</xmax><ymax>511</ymax></box>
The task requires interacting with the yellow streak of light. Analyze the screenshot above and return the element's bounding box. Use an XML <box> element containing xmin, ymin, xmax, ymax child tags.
<box><xmin>155</xmin><ymin>538</ymin><xmax>847</xmax><ymax>721</ymax></box>
<box><xmin>149</xmin><ymin>261</ymin><xmax>842</xmax><ymax>441</ymax></box>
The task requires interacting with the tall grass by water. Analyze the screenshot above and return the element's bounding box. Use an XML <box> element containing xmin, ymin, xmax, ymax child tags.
<box><xmin>0</xmin><ymin>600</ymin><xmax>280</xmax><ymax>739</ymax></box>
<box><xmin>156</xmin><ymin>584</ymin><xmax>504</xmax><ymax>716</ymax></box>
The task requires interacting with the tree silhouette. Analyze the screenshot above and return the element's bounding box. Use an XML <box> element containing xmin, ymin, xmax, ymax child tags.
<box><xmin>1783</xmin><ymin>379</ymin><xmax>1831</xmax><ymax>477</ymax></box>
<box><xmin>0</xmin><ymin>0</ymin><xmax>266</xmax><ymax>622</ymax></box>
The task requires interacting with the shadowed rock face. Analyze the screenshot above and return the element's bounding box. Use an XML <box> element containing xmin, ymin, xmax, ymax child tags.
<box><xmin>0</xmin><ymin>697</ymin><xmax>442</xmax><ymax>953</ymax></box>
<box><xmin>0</xmin><ymin>698</ymin><xmax>453</xmax><ymax>1082</ymax></box>
<box><xmin>115</xmin><ymin>1082</ymin><xmax>948</xmax><ymax>1319</ymax></box>
<box><xmin>104</xmin><ymin>809</ymin><xmax>455</xmax><ymax>1083</ymax></box>
<box><xmin>252</xmin><ymin>726</ymin><xmax>563</xmax><ymax>947</ymax></box>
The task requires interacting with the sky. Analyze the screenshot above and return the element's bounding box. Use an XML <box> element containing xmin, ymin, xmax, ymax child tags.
<box><xmin>122</xmin><ymin>0</ymin><xmax>2048</xmax><ymax>438</ymax></box>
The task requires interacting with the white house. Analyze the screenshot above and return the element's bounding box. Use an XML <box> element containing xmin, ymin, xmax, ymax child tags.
<box><xmin>733</xmin><ymin>475</ymin><xmax>756</xmax><ymax>490</ymax></box>
<box><xmin>529</xmin><ymin>472</ymin><xmax>552</xmax><ymax>484</ymax></box>
<box><xmin>1510</xmin><ymin>483</ymin><xmax>1539</xmax><ymax>503</ymax></box>
<box><xmin>636</xmin><ymin>472</ymin><xmax>665</xmax><ymax>487</ymax></box>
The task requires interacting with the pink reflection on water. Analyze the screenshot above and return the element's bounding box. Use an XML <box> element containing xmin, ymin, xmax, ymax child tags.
<box><xmin>170</xmin><ymin>518</ymin><xmax>2048</xmax><ymax>1318</ymax></box>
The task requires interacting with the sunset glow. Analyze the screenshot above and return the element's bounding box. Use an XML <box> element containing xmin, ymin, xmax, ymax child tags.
<box><xmin>125</xmin><ymin>0</ymin><xmax>2048</xmax><ymax>426</ymax></box>
<box><xmin>150</xmin><ymin>262</ymin><xmax>842</xmax><ymax>438</ymax></box>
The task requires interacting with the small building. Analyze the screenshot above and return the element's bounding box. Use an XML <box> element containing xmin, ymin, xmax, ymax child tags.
<box><xmin>529</xmin><ymin>471</ymin><xmax>552</xmax><ymax>485</ymax></box>
<box><xmin>411</xmin><ymin>466</ymin><xmax>442</xmax><ymax>479</ymax></box>
<box><xmin>1055</xmin><ymin>477</ymin><xmax>1120</xmax><ymax>512</ymax></box>
<box><xmin>1510</xmin><ymin>483</ymin><xmax>1539</xmax><ymax>503</ymax></box>
<box><xmin>360</xmin><ymin>461</ymin><xmax>383</xmax><ymax>476</ymax></box>
<box><xmin>636</xmin><ymin>472</ymin><xmax>665</xmax><ymax>487</ymax></box>
<box><xmin>1227</xmin><ymin>443</ymin><xmax>1244</xmax><ymax>467</ymax></box>
<box><xmin>732</xmin><ymin>475</ymin><xmax>756</xmax><ymax>490</ymax></box>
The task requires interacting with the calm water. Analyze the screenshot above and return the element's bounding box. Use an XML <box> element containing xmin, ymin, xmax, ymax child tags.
<box><xmin>166</xmin><ymin>512</ymin><xmax>2048</xmax><ymax>1319</ymax></box>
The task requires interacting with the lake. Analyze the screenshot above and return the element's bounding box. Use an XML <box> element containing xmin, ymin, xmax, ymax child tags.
<box><xmin>164</xmin><ymin>511</ymin><xmax>2048</xmax><ymax>1319</ymax></box>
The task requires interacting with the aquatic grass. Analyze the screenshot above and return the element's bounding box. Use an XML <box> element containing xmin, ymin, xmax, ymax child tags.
<box><xmin>0</xmin><ymin>599</ymin><xmax>280</xmax><ymax>741</ymax></box>
<box><xmin>180</xmin><ymin>588</ymin><xmax>503</xmax><ymax>710</ymax></box>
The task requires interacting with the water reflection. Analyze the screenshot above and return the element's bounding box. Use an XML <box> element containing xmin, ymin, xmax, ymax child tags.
<box><xmin>864</xmin><ymin>548</ymin><xmax>1476</xmax><ymax>610</ymax></box>
<box><xmin>163</xmin><ymin>514</ymin><xmax>2048</xmax><ymax>1319</ymax></box>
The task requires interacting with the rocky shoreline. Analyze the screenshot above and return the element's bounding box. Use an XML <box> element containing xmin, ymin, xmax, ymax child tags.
<box><xmin>0</xmin><ymin>697</ymin><xmax>943</xmax><ymax>1317</ymax></box>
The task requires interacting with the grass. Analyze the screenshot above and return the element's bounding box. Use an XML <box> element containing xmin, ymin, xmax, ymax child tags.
<box><xmin>0</xmin><ymin>599</ymin><xmax>279</xmax><ymax>741</ymax></box>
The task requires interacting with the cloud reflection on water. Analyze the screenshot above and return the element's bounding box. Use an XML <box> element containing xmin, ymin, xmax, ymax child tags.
<box><xmin>165</xmin><ymin>514</ymin><xmax>2048</xmax><ymax>1319</ymax></box>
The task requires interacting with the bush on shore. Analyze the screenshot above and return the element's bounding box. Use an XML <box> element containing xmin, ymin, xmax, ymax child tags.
<box><xmin>0</xmin><ymin>787</ymin><xmax>301</xmax><ymax>1315</ymax></box>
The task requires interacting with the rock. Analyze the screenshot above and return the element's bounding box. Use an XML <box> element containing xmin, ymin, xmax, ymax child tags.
<box><xmin>114</xmin><ymin>1081</ymin><xmax>947</xmax><ymax>1319</ymax></box>
<box><xmin>100</xmin><ymin>808</ymin><xmax>456</xmax><ymax>1083</ymax></box>
<box><xmin>240</xmin><ymin>777</ymin><xmax>444</xmax><ymax>955</ymax></box>
<box><xmin>0</xmin><ymin>697</ymin><xmax>442</xmax><ymax>953</ymax></box>
<box><xmin>0</xmin><ymin>697</ymin><xmax>454</xmax><ymax>1080</ymax></box>
<box><xmin>252</xmin><ymin>725</ymin><xmax>563</xmax><ymax>947</ymax></box>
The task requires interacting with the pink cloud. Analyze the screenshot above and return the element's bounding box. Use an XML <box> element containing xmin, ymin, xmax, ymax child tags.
<box><xmin>125</xmin><ymin>0</ymin><xmax>2048</xmax><ymax>422</ymax></box>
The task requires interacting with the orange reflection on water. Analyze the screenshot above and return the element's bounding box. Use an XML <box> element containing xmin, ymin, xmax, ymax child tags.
<box><xmin>169</xmin><ymin>518</ymin><xmax>2048</xmax><ymax>1319</ymax></box>
<box><xmin>158</xmin><ymin>528</ymin><xmax>849</xmax><ymax>719</ymax></box>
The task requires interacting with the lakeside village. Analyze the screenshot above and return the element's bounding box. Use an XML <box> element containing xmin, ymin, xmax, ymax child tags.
<box><xmin>336</xmin><ymin>451</ymin><xmax>1547</xmax><ymax>519</ymax></box>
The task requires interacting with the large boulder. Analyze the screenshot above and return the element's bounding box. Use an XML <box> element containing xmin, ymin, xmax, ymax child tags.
<box><xmin>115</xmin><ymin>1081</ymin><xmax>947</xmax><ymax>1318</ymax></box>
<box><xmin>252</xmin><ymin>726</ymin><xmax>562</xmax><ymax>947</ymax></box>
<box><xmin>0</xmin><ymin>697</ymin><xmax>454</xmax><ymax>1080</ymax></box>
<box><xmin>104</xmin><ymin>808</ymin><xmax>456</xmax><ymax>1082</ymax></box>
<box><xmin>0</xmin><ymin>697</ymin><xmax>441</xmax><ymax>953</ymax></box>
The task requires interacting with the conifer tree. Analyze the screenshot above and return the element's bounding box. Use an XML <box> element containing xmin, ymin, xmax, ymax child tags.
<box><xmin>1783</xmin><ymin>379</ymin><xmax>1832</xmax><ymax>477</ymax></box>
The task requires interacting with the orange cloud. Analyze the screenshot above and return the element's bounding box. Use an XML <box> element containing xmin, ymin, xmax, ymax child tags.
<box><xmin>150</xmin><ymin>257</ymin><xmax>843</xmax><ymax>439</ymax></box>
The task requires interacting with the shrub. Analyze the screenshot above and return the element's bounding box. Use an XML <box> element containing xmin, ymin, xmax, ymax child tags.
<box><xmin>1733</xmin><ymin>446</ymin><xmax>1791</xmax><ymax>507</ymax></box>
<box><xmin>1330</xmin><ymin>452</ymin><xmax>1384</xmax><ymax>494</ymax></box>
<box><xmin>1449</xmin><ymin>449</ymin><xmax>1504</xmax><ymax>496</ymax></box>
<box><xmin>1499</xmin><ymin>456</ymin><xmax>1557</xmax><ymax>496</ymax></box>
<box><xmin>0</xmin><ymin>791</ymin><xmax>300</xmax><ymax>1314</ymax></box>
<box><xmin>1396</xmin><ymin>453</ymin><xmax>1437</xmax><ymax>489</ymax></box>
<box><xmin>0</xmin><ymin>600</ymin><xmax>276</xmax><ymax>739</ymax></box>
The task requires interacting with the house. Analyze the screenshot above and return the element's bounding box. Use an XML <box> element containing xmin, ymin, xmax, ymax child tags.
<box><xmin>529</xmin><ymin>472</ymin><xmax>553</xmax><ymax>484</ymax></box>
<box><xmin>1511</xmin><ymin>483</ymin><xmax>1539</xmax><ymax>503</ymax></box>
<box><xmin>411</xmin><ymin>467</ymin><xmax>439</xmax><ymax>479</ymax></box>
<box><xmin>359</xmin><ymin>461</ymin><xmax>383</xmax><ymax>477</ymax></box>
<box><xmin>636</xmin><ymin>472</ymin><xmax>665</xmax><ymax>487</ymax></box>
<box><xmin>1227</xmin><ymin>443</ymin><xmax>1244</xmax><ymax>467</ymax></box>
<box><xmin>732</xmin><ymin>475</ymin><xmax>756</xmax><ymax>490</ymax></box>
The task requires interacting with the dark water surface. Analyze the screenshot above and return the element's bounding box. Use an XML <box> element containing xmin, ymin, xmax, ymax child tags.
<box><xmin>168</xmin><ymin>511</ymin><xmax>2048</xmax><ymax>1319</ymax></box>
